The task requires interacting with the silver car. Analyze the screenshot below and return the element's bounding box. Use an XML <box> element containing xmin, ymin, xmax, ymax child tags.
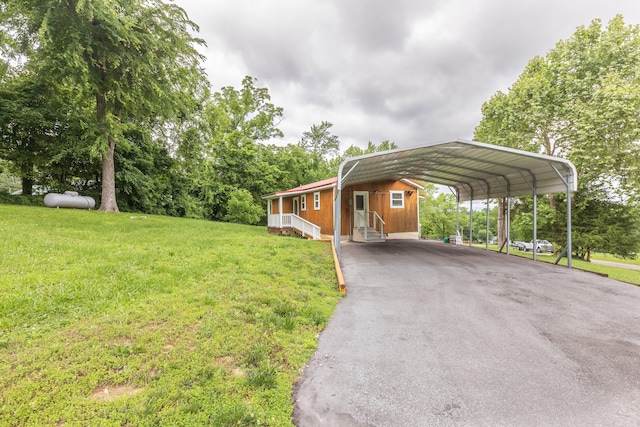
<box><xmin>525</xmin><ymin>240</ymin><xmax>554</xmax><ymax>253</ymax></box>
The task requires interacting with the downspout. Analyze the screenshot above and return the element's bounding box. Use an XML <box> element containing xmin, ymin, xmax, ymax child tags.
<box><xmin>279</xmin><ymin>196</ymin><xmax>283</xmax><ymax>228</ymax></box>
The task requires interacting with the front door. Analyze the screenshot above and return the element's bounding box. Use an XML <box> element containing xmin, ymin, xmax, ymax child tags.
<box><xmin>353</xmin><ymin>191</ymin><xmax>368</xmax><ymax>228</ymax></box>
<box><xmin>293</xmin><ymin>197</ymin><xmax>299</xmax><ymax>216</ymax></box>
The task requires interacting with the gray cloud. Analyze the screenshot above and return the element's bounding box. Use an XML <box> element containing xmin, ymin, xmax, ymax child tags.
<box><xmin>174</xmin><ymin>0</ymin><xmax>640</xmax><ymax>149</ymax></box>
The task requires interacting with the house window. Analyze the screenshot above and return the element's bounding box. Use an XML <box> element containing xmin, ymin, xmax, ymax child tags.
<box><xmin>390</xmin><ymin>191</ymin><xmax>404</xmax><ymax>209</ymax></box>
<box><xmin>314</xmin><ymin>192</ymin><xmax>320</xmax><ymax>210</ymax></box>
<box><xmin>301</xmin><ymin>194</ymin><xmax>307</xmax><ymax>211</ymax></box>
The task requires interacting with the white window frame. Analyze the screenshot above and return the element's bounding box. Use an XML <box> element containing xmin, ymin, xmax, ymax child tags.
<box><xmin>390</xmin><ymin>191</ymin><xmax>404</xmax><ymax>209</ymax></box>
<box><xmin>301</xmin><ymin>194</ymin><xmax>307</xmax><ymax>211</ymax></box>
<box><xmin>313</xmin><ymin>192</ymin><xmax>320</xmax><ymax>210</ymax></box>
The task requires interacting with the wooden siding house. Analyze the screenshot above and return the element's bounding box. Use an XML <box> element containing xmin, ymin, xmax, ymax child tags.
<box><xmin>263</xmin><ymin>177</ymin><xmax>424</xmax><ymax>242</ymax></box>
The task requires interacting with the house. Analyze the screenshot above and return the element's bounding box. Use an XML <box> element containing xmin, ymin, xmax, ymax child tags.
<box><xmin>262</xmin><ymin>177</ymin><xmax>424</xmax><ymax>242</ymax></box>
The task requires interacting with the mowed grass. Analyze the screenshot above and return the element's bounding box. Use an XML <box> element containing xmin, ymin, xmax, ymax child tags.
<box><xmin>0</xmin><ymin>205</ymin><xmax>343</xmax><ymax>426</ymax></box>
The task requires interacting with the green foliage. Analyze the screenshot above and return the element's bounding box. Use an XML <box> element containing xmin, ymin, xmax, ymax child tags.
<box><xmin>5</xmin><ymin>0</ymin><xmax>208</xmax><ymax>211</ymax></box>
<box><xmin>554</xmin><ymin>190</ymin><xmax>639</xmax><ymax>260</ymax></box>
<box><xmin>190</xmin><ymin>77</ymin><xmax>284</xmax><ymax>221</ymax></box>
<box><xmin>0</xmin><ymin>165</ymin><xmax>20</xmax><ymax>194</ymax></box>
<box><xmin>0</xmin><ymin>69</ymin><xmax>89</xmax><ymax>195</ymax></box>
<box><xmin>0</xmin><ymin>193</ymin><xmax>43</xmax><ymax>206</ymax></box>
<box><xmin>294</xmin><ymin>121</ymin><xmax>341</xmax><ymax>182</ymax></box>
<box><xmin>475</xmin><ymin>15</ymin><xmax>640</xmax><ymax>257</ymax></box>
<box><xmin>224</xmin><ymin>189</ymin><xmax>264</xmax><ymax>225</ymax></box>
<box><xmin>0</xmin><ymin>205</ymin><xmax>342</xmax><ymax>426</ymax></box>
<box><xmin>420</xmin><ymin>191</ymin><xmax>460</xmax><ymax>239</ymax></box>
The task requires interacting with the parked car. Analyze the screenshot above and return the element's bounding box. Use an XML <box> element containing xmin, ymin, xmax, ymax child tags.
<box><xmin>511</xmin><ymin>241</ymin><xmax>526</xmax><ymax>251</ymax></box>
<box><xmin>523</xmin><ymin>240</ymin><xmax>554</xmax><ymax>253</ymax></box>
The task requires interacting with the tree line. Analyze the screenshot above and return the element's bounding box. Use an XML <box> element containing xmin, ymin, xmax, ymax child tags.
<box><xmin>0</xmin><ymin>1</ymin><xmax>395</xmax><ymax>223</ymax></box>
<box><xmin>1</xmin><ymin>3</ymin><xmax>638</xmax><ymax>259</ymax></box>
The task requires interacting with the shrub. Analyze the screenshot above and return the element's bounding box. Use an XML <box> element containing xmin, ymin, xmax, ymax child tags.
<box><xmin>224</xmin><ymin>189</ymin><xmax>264</xmax><ymax>225</ymax></box>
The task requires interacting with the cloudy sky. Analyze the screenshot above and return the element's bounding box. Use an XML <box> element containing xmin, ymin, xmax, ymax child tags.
<box><xmin>173</xmin><ymin>0</ymin><xmax>640</xmax><ymax>151</ymax></box>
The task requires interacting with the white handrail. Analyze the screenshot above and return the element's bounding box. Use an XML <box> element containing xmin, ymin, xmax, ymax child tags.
<box><xmin>354</xmin><ymin>210</ymin><xmax>385</xmax><ymax>240</ymax></box>
<box><xmin>268</xmin><ymin>214</ymin><xmax>321</xmax><ymax>240</ymax></box>
<box><xmin>372</xmin><ymin>211</ymin><xmax>385</xmax><ymax>239</ymax></box>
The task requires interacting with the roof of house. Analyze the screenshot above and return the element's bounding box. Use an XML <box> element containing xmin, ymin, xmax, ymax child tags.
<box><xmin>262</xmin><ymin>177</ymin><xmax>424</xmax><ymax>199</ymax></box>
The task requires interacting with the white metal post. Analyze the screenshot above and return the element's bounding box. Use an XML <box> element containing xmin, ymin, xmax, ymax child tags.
<box><xmin>469</xmin><ymin>188</ymin><xmax>474</xmax><ymax>247</ymax></box>
<box><xmin>533</xmin><ymin>179</ymin><xmax>537</xmax><ymax>262</ymax></box>
<box><xmin>566</xmin><ymin>172</ymin><xmax>572</xmax><ymax>268</ymax></box>
<box><xmin>485</xmin><ymin>196</ymin><xmax>490</xmax><ymax>250</ymax></box>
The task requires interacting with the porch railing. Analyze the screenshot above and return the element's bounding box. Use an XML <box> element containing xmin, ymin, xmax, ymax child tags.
<box><xmin>354</xmin><ymin>210</ymin><xmax>385</xmax><ymax>240</ymax></box>
<box><xmin>268</xmin><ymin>214</ymin><xmax>321</xmax><ymax>240</ymax></box>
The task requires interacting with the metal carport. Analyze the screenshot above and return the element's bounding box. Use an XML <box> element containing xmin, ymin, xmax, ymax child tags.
<box><xmin>333</xmin><ymin>139</ymin><xmax>578</xmax><ymax>266</ymax></box>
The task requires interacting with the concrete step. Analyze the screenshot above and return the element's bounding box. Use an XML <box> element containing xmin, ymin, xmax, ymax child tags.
<box><xmin>355</xmin><ymin>227</ymin><xmax>386</xmax><ymax>242</ymax></box>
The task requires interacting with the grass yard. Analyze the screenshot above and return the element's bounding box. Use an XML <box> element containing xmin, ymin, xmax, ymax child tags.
<box><xmin>590</xmin><ymin>252</ymin><xmax>640</xmax><ymax>266</ymax></box>
<box><xmin>0</xmin><ymin>205</ymin><xmax>343</xmax><ymax>426</ymax></box>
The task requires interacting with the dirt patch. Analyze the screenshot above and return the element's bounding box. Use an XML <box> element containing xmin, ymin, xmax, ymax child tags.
<box><xmin>89</xmin><ymin>384</ymin><xmax>144</xmax><ymax>402</ymax></box>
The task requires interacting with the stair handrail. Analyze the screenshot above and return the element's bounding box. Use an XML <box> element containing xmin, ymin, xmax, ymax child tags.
<box><xmin>371</xmin><ymin>211</ymin><xmax>385</xmax><ymax>239</ymax></box>
<box><xmin>291</xmin><ymin>214</ymin><xmax>321</xmax><ymax>240</ymax></box>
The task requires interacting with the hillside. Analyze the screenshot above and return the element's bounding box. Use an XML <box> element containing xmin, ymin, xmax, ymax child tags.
<box><xmin>0</xmin><ymin>205</ymin><xmax>342</xmax><ymax>426</ymax></box>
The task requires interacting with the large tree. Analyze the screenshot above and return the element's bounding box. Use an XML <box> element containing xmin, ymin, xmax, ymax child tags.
<box><xmin>475</xmin><ymin>15</ymin><xmax>640</xmax><ymax>258</ymax></box>
<box><xmin>193</xmin><ymin>76</ymin><xmax>284</xmax><ymax>220</ymax></box>
<box><xmin>5</xmin><ymin>0</ymin><xmax>207</xmax><ymax>211</ymax></box>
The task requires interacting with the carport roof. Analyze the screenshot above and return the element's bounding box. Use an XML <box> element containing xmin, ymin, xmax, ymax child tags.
<box><xmin>338</xmin><ymin>139</ymin><xmax>577</xmax><ymax>202</ymax></box>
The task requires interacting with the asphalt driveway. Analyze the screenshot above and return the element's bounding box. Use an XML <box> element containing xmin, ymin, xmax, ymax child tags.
<box><xmin>293</xmin><ymin>239</ymin><xmax>640</xmax><ymax>426</ymax></box>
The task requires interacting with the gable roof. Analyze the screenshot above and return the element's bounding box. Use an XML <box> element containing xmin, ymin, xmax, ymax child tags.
<box><xmin>262</xmin><ymin>177</ymin><xmax>424</xmax><ymax>199</ymax></box>
<box><xmin>262</xmin><ymin>177</ymin><xmax>337</xmax><ymax>199</ymax></box>
<box><xmin>337</xmin><ymin>139</ymin><xmax>577</xmax><ymax>202</ymax></box>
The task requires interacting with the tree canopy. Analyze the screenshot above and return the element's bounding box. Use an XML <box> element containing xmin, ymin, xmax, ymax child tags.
<box><xmin>475</xmin><ymin>15</ymin><xmax>640</xmax><ymax>259</ymax></box>
<box><xmin>3</xmin><ymin>0</ymin><xmax>208</xmax><ymax>211</ymax></box>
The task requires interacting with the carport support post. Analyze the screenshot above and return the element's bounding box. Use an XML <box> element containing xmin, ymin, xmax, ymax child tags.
<box><xmin>532</xmin><ymin>179</ymin><xmax>537</xmax><ymax>262</ymax></box>
<box><xmin>506</xmin><ymin>196</ymin><xmax>511</xmax><ymax>255</ymax></box>
<box><xmin>469</xmin><ymin>189</ymin><xmax>473</xmax><ymax>247</ymax></box>
<box><xmin>566</xmin><ymin>174</ymin><xmax>573</xmax><ymax>268</ymax></box>
<box><xmin>485</xmin><ymin>196</ymin><xmax>490</xmax><ymax>250</ymax></box>
<box><xmin>334</xmin><ymin>186</ymin><xmax>342</xmax><ymax>259</ymax></box>
<box><xmin>455</xmin><ymin>189</ymin><xmax>460</xmax><ymax>238</ymax></box>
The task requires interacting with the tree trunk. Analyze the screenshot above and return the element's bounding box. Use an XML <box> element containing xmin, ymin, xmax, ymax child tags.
<box><xmin>96</xmin><ymin>90</ymin><xmax>119</xmax><ymax>213</ymax></box>
<box><xmin>98</xmin><ymin>137</ymin><xmax>119</xmax><ymax>212</ymax></box>
<box><xmin>21</xmin><ymin>177</ymin><xmax>34</xmax><ymax>196</ymax></box>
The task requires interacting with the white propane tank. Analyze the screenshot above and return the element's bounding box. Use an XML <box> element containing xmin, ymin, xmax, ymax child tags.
<box><xmin>44</xmin><ymin>192</ymin><xmax>96</xmax><ymax>210</ymax></box>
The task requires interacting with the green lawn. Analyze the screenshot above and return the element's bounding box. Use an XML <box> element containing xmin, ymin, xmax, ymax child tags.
<box><xmin>590</xmin><ymin>252</ymin><xmax>640</xmax><ymax>266</ymax></box>
<box><xmin>0</xmin><ymin>205</ymin><xmax>342</xmax><ymax>426</ymax></box>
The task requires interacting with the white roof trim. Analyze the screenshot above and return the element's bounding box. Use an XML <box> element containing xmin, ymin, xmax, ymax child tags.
<box><xmin>338</xmin><ymin>139</ymin><xmax>577</xmax><ymax>202</ymax></box>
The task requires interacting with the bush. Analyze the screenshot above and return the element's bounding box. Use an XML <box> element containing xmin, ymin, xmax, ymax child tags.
<box><xmin>0</xmin><ymin>193</ymin><xmax>43</xmax><ymax>206</ymax></box>
<box><xmin>224</xmin><ymin>189</ymin><xmax>264</xmax><ymax>225</ymax></box>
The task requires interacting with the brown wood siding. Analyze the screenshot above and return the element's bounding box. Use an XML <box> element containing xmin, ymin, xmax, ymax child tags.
<box><xmin>272</xmin><ymin>179</ymin><xmax>419</xmax><ymax>236</ymax></box>
<box><xmin>298</xmin><ymin>189</ymin><xmax>334</xmax><ymax>235</ymax></box>
<box><xmin>269</xmin><ymin>198</ymin><xmax>293</xmax><ymax>214</ymax></box>
<box><xmin>273</xmin><ymin>189</ymin><xmax>335</xmax><ymax>235</ymax></box>
<box><xmin>340</xmin><ymin>180</ymin><xmax>419</xmax><ymax>235</ymax></box>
